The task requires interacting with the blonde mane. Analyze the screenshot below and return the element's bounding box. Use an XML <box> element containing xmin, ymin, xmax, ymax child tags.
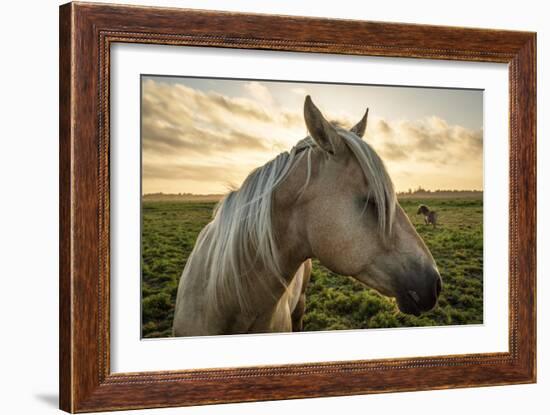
<box><xmin>186</xmin><ymin>128</ymin><xmax>396</xmax><ymax>313</ymax></box>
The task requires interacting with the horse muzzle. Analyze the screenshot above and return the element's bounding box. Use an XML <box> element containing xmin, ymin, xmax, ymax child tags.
<box><xmin>396</xmin><ymin>268</ymin><xmax>442</xmax><ymax>316</ymax></box>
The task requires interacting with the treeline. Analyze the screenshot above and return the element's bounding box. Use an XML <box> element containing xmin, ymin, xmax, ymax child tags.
<box><xmin>142</xmin><ymin>193</ymin><xmax>223</xmax><ymax>202</ymax></box>
<box><xmin>397</xmin><ymin>187</ymin><xmax>482</xmax><ymax>199</ymax></box>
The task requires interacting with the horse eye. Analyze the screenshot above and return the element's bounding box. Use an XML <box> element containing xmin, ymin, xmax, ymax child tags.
<box><xmin>359</xmin><ymin>196</ymin><xmax>375</xmax><ymax>212</ymax></box>
<box><xmin>366</xmin><ymin>198</ymin><xmax>380</xmax><ymax>220</ymax></box>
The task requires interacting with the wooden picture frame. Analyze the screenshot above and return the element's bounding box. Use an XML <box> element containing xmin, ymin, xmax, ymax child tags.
<box><xmin>59</xmin><ymin>2</ymin><xmax>536</xmax><ymax>412</ymax></box>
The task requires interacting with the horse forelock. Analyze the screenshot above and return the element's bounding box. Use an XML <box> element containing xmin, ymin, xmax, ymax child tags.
<box><xmin>335</xmin><ymin>128</ymin><xmax>397</xmax><ymax>240</ymax></box>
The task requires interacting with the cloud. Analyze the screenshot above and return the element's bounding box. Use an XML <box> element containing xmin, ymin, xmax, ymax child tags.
<box><xmin>244</xmin><ymin>81</ymin><xmax>275</xmax><ymax>107</ymax></box>
<box><xmin>291</xmin><ymin>87</ymin><xmax>307</xmax><ymax>96</ymax></box>
<box><xmin>142</xmin><ymin>80</ymin><xmax>277</xmax><ymax>157</ymax></box>
<box><xmin>143</xmin><ymin>161</ymin><xmax>242</xmax><ymax>183</ymax></box>
<box><xmin>141</xmin><ymin>78</ymin><xmax>310</xmax><ymax>194</ymax></box>
<box><xmin>369</xmin><ymin>117</ymin><xmax>483</xmax><ymax>166</ymax></box>
<box><xmin>141</xmin><ymin>78</ymin><xmax>483</xmax><ymax>194</ymax></box>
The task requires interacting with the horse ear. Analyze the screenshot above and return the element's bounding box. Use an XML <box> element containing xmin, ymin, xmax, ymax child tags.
<box><xmin>303</xmin><ymin>96</ymin><xmax>343</xmax><ymax>155</ymax></box>
<box><xmin>350</xmin><ymin>108</ymin><xmax>369</xmax><ymax>138</ymax></box>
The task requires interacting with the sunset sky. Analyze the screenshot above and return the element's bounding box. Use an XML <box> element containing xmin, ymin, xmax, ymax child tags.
<box><xmin>141</xmin><ymin>75</ymin><xmax>483</xmax><ymax>195</ymax></box>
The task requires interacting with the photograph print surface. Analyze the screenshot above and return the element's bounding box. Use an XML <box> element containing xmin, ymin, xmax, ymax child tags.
<box><xmin>141</xmin><ymin>75</ymin><xmax>483</xmax><ymax>338</ymax></box>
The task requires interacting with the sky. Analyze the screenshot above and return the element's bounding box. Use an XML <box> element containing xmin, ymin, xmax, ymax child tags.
<box><xmin>141</xmin><ymin>75</ymin><xmax>483</xmax><ymax>195</ymax></box>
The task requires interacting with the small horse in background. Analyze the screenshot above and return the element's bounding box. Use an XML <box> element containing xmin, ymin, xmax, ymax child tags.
<box><xmin>417</xmin><ymin>205</ymin><xmax>438</xmax><ymax>228</ymax></box>
<box><xmin>173</xmin><ymin>96</ymin><xmax>442</xmax><ymax>336</ymax></box>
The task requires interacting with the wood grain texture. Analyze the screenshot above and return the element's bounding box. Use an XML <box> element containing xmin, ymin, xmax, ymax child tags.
<box><xmin>59</xmin><ymin>2</ymin><xmax>537</xmax><ymax>412</ymax></box>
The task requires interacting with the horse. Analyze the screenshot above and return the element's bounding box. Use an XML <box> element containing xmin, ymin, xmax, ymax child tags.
<box><xmin>417</xmin><ymin>204</ymin><xmax>438</xmax><ymax>228</ymax></box>
<box><xmin>173</xmin><ymin>96</ymin><xmax>442</xmax><ymax>337</ymax></box>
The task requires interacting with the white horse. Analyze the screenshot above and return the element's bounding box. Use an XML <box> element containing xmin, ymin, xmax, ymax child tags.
<box><xmin>173</xmin><ymin>96</ymin><xmax>441</xmax><ymax>336</ymax></box>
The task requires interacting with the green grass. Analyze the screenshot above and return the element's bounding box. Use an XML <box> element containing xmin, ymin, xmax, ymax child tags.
<box><xmin>141</xmin><ymin>198</ymin><xmax>483</xmax><ymax>338</ymax></box>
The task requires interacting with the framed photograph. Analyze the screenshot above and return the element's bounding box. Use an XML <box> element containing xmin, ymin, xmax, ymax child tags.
<box><xmin>59</xmin><ymin>2</ymin><xmax>536</xmax><ymax>412</ymax></box>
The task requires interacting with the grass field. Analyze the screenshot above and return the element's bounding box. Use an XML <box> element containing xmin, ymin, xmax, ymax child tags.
<box><xmin>141</xmin><ymin>197</ymin><xmax>483</xmax><ymax>338</ymax></box>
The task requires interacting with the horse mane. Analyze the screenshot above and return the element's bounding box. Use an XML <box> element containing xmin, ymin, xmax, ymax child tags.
<box><xmin>189</xmin><ymin>127</ymin><xmax>396</xmax><ymax>313</ymax></box>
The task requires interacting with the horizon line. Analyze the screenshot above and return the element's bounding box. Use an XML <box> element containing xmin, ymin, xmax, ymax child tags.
<box><xmin>142</xmin><ymin>189</ymin><xmax>484</xmax><ymax>196</ymax></box>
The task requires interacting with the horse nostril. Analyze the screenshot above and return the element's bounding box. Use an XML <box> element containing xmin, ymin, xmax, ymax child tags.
<box><xmin>408</xmin><ymin>290</ymin><xmax>421</xmax><ymax>304</ymax></box>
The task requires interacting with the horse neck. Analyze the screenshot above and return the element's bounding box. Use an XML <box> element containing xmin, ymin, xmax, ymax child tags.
<box><xmin>227</xmin><ymin>208</ymin><xmax>308</xmax><ymax>322</ymax></box>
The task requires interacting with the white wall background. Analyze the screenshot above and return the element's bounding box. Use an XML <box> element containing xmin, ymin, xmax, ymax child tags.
<box><xmin>0</xmin><ymin>0</ymin><xmax>546</xmax><ymax>414</ymax></box>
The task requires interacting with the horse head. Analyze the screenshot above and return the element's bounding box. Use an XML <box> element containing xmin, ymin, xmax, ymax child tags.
<box><xmin>277</xmin><ymin>96</ymin><xmax>442</xmax><ymax>316</ymax></box>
